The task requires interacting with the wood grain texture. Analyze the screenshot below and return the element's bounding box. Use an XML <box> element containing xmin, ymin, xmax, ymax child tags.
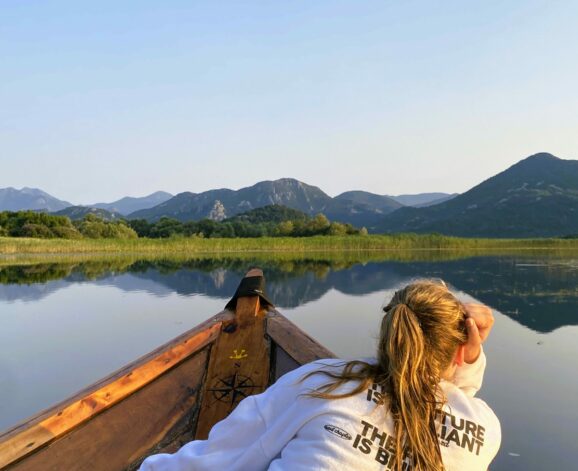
<box><xmin>195</xmin><ymin>296</ymin><xmax>270</xmax><ymax>440</ymax></box>
<box><xmin>0</xmin><ymin>312</ymin><xmax>229</xmax><ymax>469</ymax></box>
<box><xmin>266</xmin><ymin>310</ymin><xmax>336</xmax><ymax>366</ymax></box>
<box><xmin>6</xmin><ymin>349</ymin><xmax>209</xmax><ymax>471</ymax></box>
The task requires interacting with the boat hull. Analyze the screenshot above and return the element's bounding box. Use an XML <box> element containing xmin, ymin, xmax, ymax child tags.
<box><xmin>0</xmin><ymin>271</ymin><xmax>334</xmax><ymax>471</ymax></box>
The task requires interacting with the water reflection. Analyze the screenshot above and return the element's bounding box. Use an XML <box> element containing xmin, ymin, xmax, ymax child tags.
<box><xmin>1</xmin><ymin>252</ymin><xmax>577</xmax><ymax>471</ymax></box>
<box><xmin>2</xmin><ymin>254</ymin><xmax>577</xmax><ymax>332</ymax></box>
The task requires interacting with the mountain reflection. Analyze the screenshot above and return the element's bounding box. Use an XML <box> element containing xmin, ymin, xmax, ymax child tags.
<box><xmin>1</xmin><ymin>254</ymin><xmax>577</xmax><ymax>333</ymax></box>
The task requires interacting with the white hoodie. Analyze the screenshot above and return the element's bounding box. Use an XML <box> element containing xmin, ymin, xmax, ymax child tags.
<box><xmin>139</xmin><ymin>350</ymin><xmax>500</xmax><ymax>470</ymax></box>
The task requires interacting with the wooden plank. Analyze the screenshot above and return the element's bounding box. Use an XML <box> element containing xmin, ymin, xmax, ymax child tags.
<box><xmin>270</xmin><ymin>342</ymin><xmax>301</xmax><ymax>382</ymax></box>
<box><xmin>6</xmin><ymin>349</ymin><xmax>209</xmax><ymax>471</ymax></box>
<box><xmin>195</xmin><ymin>290</ymin><xmax>270</xmax><ymax>439</ymax></box>
<box><xmin>3</xmin><ymin>311</ymin><xmax>229</xmax><ymax>440</ymax></box>
<box><xmin>266</xmin><ymin>311</ymin><xmax>336</xmax><ymax>366</ymax></box>
<box><xmin>0</xmin><ymin>313</ymin><xmax>228</xmax><ymax>469</ymax></box>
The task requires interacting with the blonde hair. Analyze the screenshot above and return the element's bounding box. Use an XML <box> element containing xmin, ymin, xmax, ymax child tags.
<box><xmin>305</xmin><ymin>280</ymin><xmax>467</xmax><ymax>471</ymax></box>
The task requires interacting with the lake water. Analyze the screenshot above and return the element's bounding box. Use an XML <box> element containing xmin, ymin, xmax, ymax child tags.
<box><xmin>1</xmin><ymin>252</ymin><xmax>577</xmax><ymax>470</ymax></box>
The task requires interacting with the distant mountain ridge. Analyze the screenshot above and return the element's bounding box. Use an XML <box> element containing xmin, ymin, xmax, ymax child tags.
<box><xmin>377</xmin><ymin>153</ymin><xmax>578</xmax><ymax>237</ymax></box>
<box><xmin>334</xmin><ymin>191</ymin><xmax>403</xmax><ymax>211</ymax></box>
<box><xmin>0</xmin><ymin>187</ymin><xmax>71</xmax><ymax>212</ymax></box>
<box><xmin>91</xmin><ymin>191</ymin><xmax>173</xmax><ymax>215</ymax></box>
<box><xmin>392</xmin><ymin>193</ymin><xmax>458</xmax><ymax>207</ymax></box>
<box><xmin>128</xmin><ymin>179</ymin><xmax>334</xmax><ymax>222</ymax></box>
<box><xmin>325</xmin><ymin>191</ymin><xmax>404</xmax><ymax>227</ymax></box>
<box><xmin>0</xmin><ymin>184</ymin><xmax>451</xmax><ymax>230</ymax></box>
<box><xmin>127</xmin><ymin>180</ymin><xmax>453</xmax><ymax>227</ymax></box>
<box><xmin>13</xmin><ymin>152</ymin><xmax>578</xmax><ymax>238</ymax></box>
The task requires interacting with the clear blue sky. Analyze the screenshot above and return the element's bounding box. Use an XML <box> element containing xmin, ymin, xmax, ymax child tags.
<box><xmin>1</xmin><ymin>0</ymin><xmax>577</xmax><ymax>204</ymax></box>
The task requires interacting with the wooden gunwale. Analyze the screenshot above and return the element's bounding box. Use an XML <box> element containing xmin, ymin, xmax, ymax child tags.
<box><xmin>266</xmin><ymin>309</ymin><xmax>336</xmax><ymax>364</ymax></box>
<box><xmin>0</xmin><ymin>310</ymin><xmax>232</xmax><ymax>469</ymax></box>
<box><xmin>0</xmin><ymin>270</ymin><xmax>338</xmax><ymax>471</ymax></box>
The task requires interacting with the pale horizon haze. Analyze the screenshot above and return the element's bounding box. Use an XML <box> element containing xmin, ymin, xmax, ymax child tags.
<box><xmin>1</xmin><ymin>1</ymin><xmax>577</xmax><ymax>205</ymax></box>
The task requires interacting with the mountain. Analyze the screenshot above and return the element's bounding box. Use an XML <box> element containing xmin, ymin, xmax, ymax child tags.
<box><xmin>128</xmin><ymin>181</ymin><xmax>405</xmax><ymax>228</ymax></box>
<box><xmin>53</xmin><ymin>206</ymin><xmax>122</xmax><ymax>221</ymax></box>
<box><xmin>327</xmin><ymin>192</ymin><xmax>457</xmax><ymax>226</ymax></box>
<box><xmin>0</xmin><ymin>184</ymin><xmax>456</xmax><ymax>229</ymax></box>
<box><xmin>377</xmin><ymin>153</ymin><xmax>578</xmax><ymax>237</ymax></box>
<box><xmin>391</xmin><ymin>192</ymin><xmax>457</xmax><ymax>207</ymax></box>
<box><xmin>334</xmin><ymin>191</ymin><xmax>402</xmax><ymax>211</ymax></box>
<box><xmin>326</xmin><ymin>191</ymin><xmax>403</xmax><ymax>227</ymax></box>
<box><xmin>91</xmin><ymin>191</ymin><xmax>172</xmax><ymax>215</ymax></box>
<box><xmin>128</xmin><ymin>182</ymin><xmax>463</xmax><ymax>228</ymax></box>
<box><xmin>0</xmin><ymin>187</ymin><xmax>71</xmax><ymax>212</ymax></box>
<box><xmin>128</xmin><ymin>179</ymin><xmax>333</xmax><ymax>222</ymax></box>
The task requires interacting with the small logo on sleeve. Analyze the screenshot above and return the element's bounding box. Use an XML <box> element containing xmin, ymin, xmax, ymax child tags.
<box><xmin>324</xmin><ymin>424</ymin><xmax>353</xmax><ymax>440</ymax></box>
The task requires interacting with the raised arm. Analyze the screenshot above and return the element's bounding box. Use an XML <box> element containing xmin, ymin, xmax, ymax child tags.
<box><xmin>451</xmin><ymin>303</ymin><xmax>494</xmax><ymax>397</ymax></box>
<box><xmin>462</xmin><ymin>303</ymin><xmax>494</xmax><ymax>364</ymax></box>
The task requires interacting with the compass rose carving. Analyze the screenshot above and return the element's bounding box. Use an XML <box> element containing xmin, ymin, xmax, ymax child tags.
<box><xmin>208</xmin><ymin>372</ymin><xmax>258</xmax><ymax>406</ymax></box>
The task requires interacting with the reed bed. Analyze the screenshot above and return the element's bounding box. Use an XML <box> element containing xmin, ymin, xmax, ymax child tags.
<box><xmin>3</xmin><ymin>234</ymin><xmax>578</xmax><ymax>256</ymax></box>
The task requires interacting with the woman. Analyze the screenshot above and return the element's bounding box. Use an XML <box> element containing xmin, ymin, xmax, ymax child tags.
<box><xmin>139</xmin><ymin>280</ymin><xmax>500</xmax><ymax>470</ymax></box>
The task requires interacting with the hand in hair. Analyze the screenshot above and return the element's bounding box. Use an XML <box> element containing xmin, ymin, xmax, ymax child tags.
<box><xmin>463</xmin><ymin>303</ymin><xmax>494</xmax><ymax>363</ymax></box>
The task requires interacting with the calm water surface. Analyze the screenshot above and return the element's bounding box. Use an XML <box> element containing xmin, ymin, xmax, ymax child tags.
<box><xmin>1</xmin><ymin>253</ymin><xmax>577</xmax><ymax>470</ymax></box>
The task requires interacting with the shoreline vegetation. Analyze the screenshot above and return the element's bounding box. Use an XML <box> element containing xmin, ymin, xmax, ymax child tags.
<box><xmin>3</xmin><ymin>209</ymin><xmax>578</xmax><ymax>260</ymax></box>
<box><xmin>3</xmin><ymin>234</ymin><xmax>578</xmax><ymax>256</ymax></box>
<box><xmin>2</xmin><ymin>241</ymin><xmax>578</xmax><ymax>286</ymax></box>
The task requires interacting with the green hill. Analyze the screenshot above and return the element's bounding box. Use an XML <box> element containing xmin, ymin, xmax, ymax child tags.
<box><xmin>53</xmin><ymin>206</ymin><xmax>122</xmax><ymax>221</ymax></box>
<box><xmin>377</xmin><ymin>153</ymin><xmax>578</xmax><ymax>237</ymax></box>
<box><xmin>224</xmin><ymin>205</ymin><xmax>309</xmax><ymax>224</ymax></box>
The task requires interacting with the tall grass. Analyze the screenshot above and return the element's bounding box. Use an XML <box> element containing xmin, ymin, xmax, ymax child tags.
<box><xmin>2</xmin><ymin>234</ymin><xmax>578</xmax><ymax>256</ymax></box>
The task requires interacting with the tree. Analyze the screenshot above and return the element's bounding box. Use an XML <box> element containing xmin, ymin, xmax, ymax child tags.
<box><xmin>0</xmin><ymin>211</ymin><xmax>80</xmax><ymax>238</ymax></box>
<box><xmin>149</xmin><ymin>217</ymin><xmax>184</xmax><ymax>238</ymax></box>
<box><xmin>182</xmin><ymin>221</ymin><xmax>201</xmax><ymax>237</ymax></box>
<box><xmin>213</xmin><ymin>222</ymin><xmax>235</xmax><ymax>238</ymax></box>
<box><xmin>19</xmin><ymin>223</ymin><xmax>54</xmax><ymax>238</ymax></box>
<box><xmin>52</xmin><ymin>226</ymin><xmax>83</xmax><ymax>239</ymax></box>
<box><xmin>76</xmin><ymin>214</ymin><xmax>138</xmax><ymax>239</ymax></box>
<box><xmin>128</xmin><ymin>219</ymin><xmax>153</xmax><ymax>237</ymax></box>
<box><xmin>301</xmin><ymin>213</ymin><xmax>331</xmax><ymax>236</ymax></box>
<box><xmin>112</xmin><ymin>221</ymin><xmax>138</xmax><ymax>239</ymax></box>
<box><xmin>196</xmin><ymin>219</ymin><xmax>220</xmax><ymax>238</ymax></box>
<box><xmin>328</xmin><ymin>222</ymin><xmax>347</xmax><ymax>236</ymax></box>
<box><xmin>276</xmin><ymin>220</ymin><xmax>294</xmax><ymax>236</ymax></box>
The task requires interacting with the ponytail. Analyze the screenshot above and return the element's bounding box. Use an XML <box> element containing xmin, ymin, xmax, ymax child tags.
<box><xmin>304</xmin><ymin>280</ymin><xmax>467</xmax><ymax>471</ymax></box>
<box><xmin>383</xmin><ymin>303</ymin><xmax>443</xmax><ymax>471</ymax></box>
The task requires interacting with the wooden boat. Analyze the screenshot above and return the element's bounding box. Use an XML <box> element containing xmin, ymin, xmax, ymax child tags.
<box><xmin>0</xmin><ymin>269</ymin><xmax>335</xmax><ymax>471</ymax></box>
